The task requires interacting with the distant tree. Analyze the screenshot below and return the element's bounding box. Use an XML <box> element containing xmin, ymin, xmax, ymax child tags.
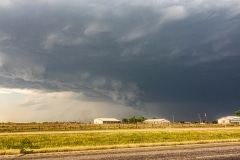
<box><xmin>138</xmin><ymin>116</ymin><xmax>146</xmax><ymax>123</ymax></box>
<box><xmin>122</xmin><ymin>118</ymin><xmax>128</xmax><ymax>123</ymax></box>
<box><xmin>127</xmin><ymin>116</ymin><xmax>146</xmax><ymax>123</ymax></box>
<box><xmin>212</xmin><ymin>120</ymin><xmax>218</xmax><ymax>124</ymax></box>
<box><xmin>129</xmin><ymin>116</ymin><xmax>137</xmax><ymax>123</ymax></box>
<box><xmin>235</xmin><ymin>110</ymin><xmax>240</xmax><ymax>116</ymax></box>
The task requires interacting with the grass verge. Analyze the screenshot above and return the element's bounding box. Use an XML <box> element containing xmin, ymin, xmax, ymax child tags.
<box><xmin>1</xmin><ymin>129</ymin><xmax>240</xmax><ymax>155</ymax></box>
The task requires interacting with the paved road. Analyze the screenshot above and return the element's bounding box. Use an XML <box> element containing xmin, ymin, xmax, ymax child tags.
<box><xmin>1</xmin><ymin>142</ymin><xmax>240</xmax><ymax>160</ymax></box>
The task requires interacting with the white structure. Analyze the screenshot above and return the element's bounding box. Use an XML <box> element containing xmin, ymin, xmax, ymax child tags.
<box><xmin>217</xmin><ymin>116</ymin><xmax>240</xmax><ymax>124</ymax></box>
<box><xmin>143</xmin><ymin>119</ymin><xmax>170</xmax><ymax>124</ymax></box>
<box><xmin>94</xmin><ymin>118</ymin><xmax>121</xmax><ymax>124</ymax></box>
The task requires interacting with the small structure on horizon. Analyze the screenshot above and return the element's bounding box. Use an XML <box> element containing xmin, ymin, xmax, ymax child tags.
<box><xmin>143</xmin><ymin>118</ymin><xmax>170</xmax><ymax>124</ymax></box>
<box><xmin>94</xmin><ymin>118</ymin><xmax>121</xmax><ymax>124</ymax></box>
<box><xmin>217</xmin><ymin>116</ymin><xmax>240</xmax><ymax>124</ymax></box>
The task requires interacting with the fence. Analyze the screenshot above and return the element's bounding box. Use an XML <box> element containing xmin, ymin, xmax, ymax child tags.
<box><xmin>0</xmin><ymin>122</ymin><xmax>238</xmax><ymax>132</ymax></box>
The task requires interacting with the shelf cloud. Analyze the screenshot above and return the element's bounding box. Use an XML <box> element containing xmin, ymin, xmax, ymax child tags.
<box><xmin>0</xmin><ymin>0</ymin><xmax>240</xmax><ymax>122</ymax></box>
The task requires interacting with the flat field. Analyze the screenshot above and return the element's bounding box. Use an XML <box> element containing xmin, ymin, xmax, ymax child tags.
<box><xmin>0</xmin><ymin>122</ymin><xmax>238</xmax><ymax>132</ymax></box>
<box><xmin>0</xmin><ymin>123</ymin><xmax>240</xmax><ymax>155</ymax></box>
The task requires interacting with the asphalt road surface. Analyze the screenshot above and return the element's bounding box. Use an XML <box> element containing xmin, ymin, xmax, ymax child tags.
<box><xmin>1</xmin><ymin>142</ymin><xmax>240</xmax><ymax>160</ymax></box>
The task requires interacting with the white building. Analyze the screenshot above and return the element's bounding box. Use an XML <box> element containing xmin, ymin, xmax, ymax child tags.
<box><xmin>94</xmin><ymin>118</ymin><xmax>121</xmax><ymax>124</ymax></box>
<box><xmin>143</xmin><ymin>119</ymin><xmax>170</xmax><ymax>124</ymax></box>
<box><xmin>217</xmin><ymin>116</ymin><xmax>240</xmax><ymax>124</ymax></box>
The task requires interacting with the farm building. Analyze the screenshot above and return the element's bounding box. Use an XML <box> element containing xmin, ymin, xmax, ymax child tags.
<box><xmin>217</xmin><ymin>116</ymin><xmax>240</xmax><ymax>124</ymax></box>
<box><xmin>143</xmin><ymin>119</ymin><xmax>170</xmax><ymax>124</ymax></box>
<box><xmin>94</xmin><ymin>118</ymin><xmax>121</xmax><ymax>124</ymax></box>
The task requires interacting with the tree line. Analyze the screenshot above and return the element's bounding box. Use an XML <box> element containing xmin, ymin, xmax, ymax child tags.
<box><xmin>121</xmin><ymin>116</ymin><xmax>157</xmax><ymax>123</ymax></box>
<box><xmin>235</xmin><ymin>110</ymin><xmax>240</xmax><ymax>116</ymax></box>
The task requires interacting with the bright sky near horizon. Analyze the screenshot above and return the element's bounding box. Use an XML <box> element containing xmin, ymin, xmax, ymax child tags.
<box><xmin>0</xmin><ymin>0</ymin><xmax>240</xmax><ymax>122</ymax></box>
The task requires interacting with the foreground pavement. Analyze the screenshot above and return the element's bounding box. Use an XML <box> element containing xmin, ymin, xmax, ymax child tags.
<box><xmin>1</xmin><ymin>142</ymin><xmax>240</xmax><ymax>160</ymax></box>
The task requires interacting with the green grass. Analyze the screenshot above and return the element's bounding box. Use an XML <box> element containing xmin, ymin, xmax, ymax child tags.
<box><xmin>1</xmin><ymin>129</ymin><xmax>240</xmax><ymax>154</ymax></box>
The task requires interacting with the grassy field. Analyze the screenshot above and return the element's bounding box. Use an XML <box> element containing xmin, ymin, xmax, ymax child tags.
<box><xmin>0</xmin><ymin>122</ymin><xmax>238</xmax><ymax>132</ymax></box>
<box><xmin>1</xmin><ymin>128</ymin><xmax>240</xmax><ymax>155</ymax></box>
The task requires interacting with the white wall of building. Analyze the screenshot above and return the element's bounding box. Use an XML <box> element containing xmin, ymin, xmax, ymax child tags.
<box><xmin>143</xmin><ymin>119</ymin><xmax>170</xmax><ymax>124</ymax></box>
<box><xmin>94</xmin><ymin>118</ymin><xmax>121</xmax><ymax>124</ymax></box>
<box><xmin>218</xmin><ymin>117</ymin><xmax>231</xmax><ymax>124</ymax></box>
<box><xmin>217</xmin><ymin>116</ymin><xmax>240</xmax><ymax>124</ymax></box>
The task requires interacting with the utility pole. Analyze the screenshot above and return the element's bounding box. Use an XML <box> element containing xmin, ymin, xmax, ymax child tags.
<box><xmin>204</xmin><ymin>113</ymin><xmax>207</xmax><ymax>123</ymax></box>
<box><xmin>198</xmin><ymin>114</ymin><xmax>202</xmax><ymax>123</ymax></box>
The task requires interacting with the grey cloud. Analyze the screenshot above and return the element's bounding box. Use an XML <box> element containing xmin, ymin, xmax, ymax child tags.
<box><xmin>0</xmin><ymin>0</ymin><xmax>240</xmax><ymax>121</ymax></box>
<box><xmin>43</xmin><ymin>32</ymin><xmax>83</xmax><ymax>49</ymax></box>
<box><xmin>84</xmin><ymin>24</ymin><xmax>110</xmax><ymax>36</ymax></box>
<box><xmin>0</xmin><ymin>50</ymin><xmax>46</xmax><ymax>82</ymax></box>
<box><xmin>1</xmin><ymin>65</ymin><xmax>46</xmax><ymax>82</ymax></box>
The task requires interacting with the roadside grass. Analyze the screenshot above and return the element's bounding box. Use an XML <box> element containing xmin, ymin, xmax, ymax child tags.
<box><xmin>1</xmin><ymin>129</ymin><xmax>240</xmax><ymax>154</ymax></box>
<box><xmin>0</xmin><ymin>122</ymin><xmax>238</xmax><ymax>132</ymax></box>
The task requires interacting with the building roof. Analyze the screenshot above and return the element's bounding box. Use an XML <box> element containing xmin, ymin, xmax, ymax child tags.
<box><xmin>94</xmin><ymin>118</ymin><xmax>120</xmax><ymax>121</ymax></box>
<box><xmin>218</xmin><ymin>116</ymin><xmax>240</xmax><ymax>120</ymax></box>
<box><xmin>144</xmin><ymin>119</ymin><xmax>170</xmax><ymax>122</ymax></box>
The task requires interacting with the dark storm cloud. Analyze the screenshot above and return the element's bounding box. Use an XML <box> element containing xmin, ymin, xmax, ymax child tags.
<box><xmin>0</xmin><ymin>0</ymin><xmax>240</xmax><ymax>117</ymax></box>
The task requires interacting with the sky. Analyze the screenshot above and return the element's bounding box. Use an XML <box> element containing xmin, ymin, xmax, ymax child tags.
<box><xmin>0</xmin><ymin>0</ymin><xmax>240</xmax><ymax>123</ymax></box>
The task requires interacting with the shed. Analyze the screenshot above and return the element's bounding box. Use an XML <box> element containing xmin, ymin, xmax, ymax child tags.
<box><xmin>217</xmin><ymin>116</ymin><xmax>240</xmax><ymax>124</ymax></box>
<box><xmin>143</xmin><ymin>119</ymin><xmax>170</xmax><ymax>124</ymax></box>
<box><xmin>94</xmin><ymin>118</ymin><xmax>121</xmax><ymax>124</ymax></box>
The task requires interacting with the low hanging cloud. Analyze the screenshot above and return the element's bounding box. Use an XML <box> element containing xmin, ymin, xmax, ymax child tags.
<box><xmin>0</xmin><ymin>52</ymin><xmax>46</xmax><ymax>82</ymax></box>
<box><xmin>2</xmin><ymin>65</ymin><xmax>46</xmax><ymax>82</ymax></box>
<box><xmin>80</xmin><ymin>75</ymin><xmax>145</xmax><ymax>107</ymax></box>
